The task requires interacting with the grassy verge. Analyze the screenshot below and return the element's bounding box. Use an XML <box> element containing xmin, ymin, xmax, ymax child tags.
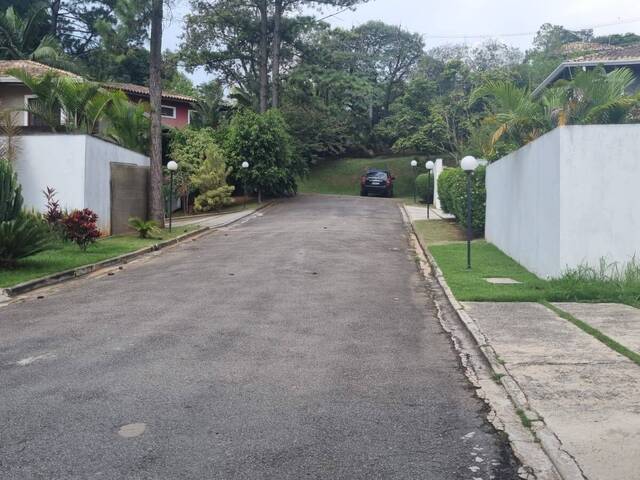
<box><xmin>298</xmin><ymin>156</ymin><xmax>429</xmax><ymax>198</ymax></box>
<box><xmin>414</xmin><ymin>219</ymin><xmax>466</xmax><ymax>245</ymax></box>
<box><xmin>0</xmin><ymin>225</ymin><xmax>199</xmax><ymax>288</ymax></box>
<box><xmin>416</xmin><ymin>220</ymin><xmax>640</xmax><ymax>307</ymax></box>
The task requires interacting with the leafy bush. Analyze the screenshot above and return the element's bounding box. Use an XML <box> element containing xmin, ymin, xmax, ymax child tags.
<box><xmin>42</xmin><ymin>186</ymin><xmax>65</xmax><ymax>238</ymax></box>
<box><xmin>415</xmin><ymin>173</ymin><xmax>434</xmax><ymax>203</ymax></box>
<box><xmin>437</xmin><ymin>168</ymin><xmax>458</xmax><ymax>214</ymax></box>
<box><xmin>128</xmin><ymin>217</ymin><xmax>160</xmax><ymax>239</ymax></box>
<box><xmin>0</xmin><ymin>214</ymin><xmax>51</xmax><ymax>267</ymax></box>
<box><xmin>0</xmin><ymin>160</ymin><xmax>50</xmax><ymax>266</ymax></box>
<box><xmin>437</xmin><ymin>166</ymin><xmax>486</xmax><ymax>236</ymax></box>
<box><xmin>191</xmin><ymin>144</ymin><xmax>235</xmax><ymax>212</ymax></box>
<box><xmin>62</xmin><ymin>208</ymin><xmax>100</xmax><ymax>250</ymax></box>
<box><xmin>225</xmin><ymin>109</ymin><xmax>305</xmax><ymax>198</ymax></box>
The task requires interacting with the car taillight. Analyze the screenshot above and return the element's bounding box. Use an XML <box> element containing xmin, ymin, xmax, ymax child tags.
<box><xmin>360</xmin><ymin>176</ymin><xmax>366</xmax><ymax>185</ymax></box>
<box><xmin>386</xmin><ymin>178</ymin><xmax>392</xmax><ymax>185</ymax></box>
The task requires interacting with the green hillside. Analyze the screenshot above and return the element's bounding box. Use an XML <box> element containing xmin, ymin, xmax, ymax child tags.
<box><xmin>298</xmin><ymin>156</ymin><xmax>431</xmax><ymax>198</ymax></box>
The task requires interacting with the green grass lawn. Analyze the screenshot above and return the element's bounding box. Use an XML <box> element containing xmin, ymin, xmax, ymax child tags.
<box><xmin>0</xmin><ymin>225</ymin><xmax>199</xmax><ymax>288</ymax></box>
<box><xmin>414</xmin><ymin>219</ymin><xmax>466</xmax><ymax>245</ymax></box>
<box><xmin>417</xmin><ymin>221</ymin><xmax>640</xmax><ymax>307</ymax></box>
<box><xmin>298</xmin><ymin>156</ymin><xmax>430</xmax><ymax>198</ymax></box>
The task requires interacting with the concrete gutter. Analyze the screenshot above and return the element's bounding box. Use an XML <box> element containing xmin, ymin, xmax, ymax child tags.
<box><xmin>401</xmin><ymin>205</ymin><xmax>586</xmax><ymax>480</ymax></box>
<box><xmin>1</xmin><ymin>204</ymin><xmax>273</xmax><ymax>299</ymax></box>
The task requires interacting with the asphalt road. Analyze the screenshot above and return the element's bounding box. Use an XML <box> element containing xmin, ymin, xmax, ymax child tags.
<box><xmin>0</xmin><ymin>195</ymin><xmax>519</xmax><ymax>479</ymax></box>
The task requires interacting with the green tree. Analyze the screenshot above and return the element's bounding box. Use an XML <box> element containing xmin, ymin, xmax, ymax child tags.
<box><xmin>0</xmin><ymin>6</ymin><xmax>59</xmax><ymax>61</ymax></box>
<box><xmin>225</xmin><ymin>109</ymin><xmax>303</xmax><ymax>200</ymax></box>
<box><xmin>148</xmin><ymin>0</ymin><xmax>164</xmax><ymax>225</ymax></box>
<box><xmin>191</xmin><ymin>144</ymin><xmax>235</xmax><ymax>212</ymax></box>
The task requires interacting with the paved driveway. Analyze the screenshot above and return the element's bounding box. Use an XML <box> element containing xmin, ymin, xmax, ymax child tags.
<box><xmin>0</xmin><ymin>195</ymin><xmax>518</xmax><ymax>479</ymax></box>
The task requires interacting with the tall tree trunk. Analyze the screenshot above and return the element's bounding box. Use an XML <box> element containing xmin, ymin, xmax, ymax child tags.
<box><xmin>149</xmin><ymin>0</ymin><xmax>164</xmax><ymax>226</ymax></box>
<box><xmin>50</xmin><ymin>0</ymin><xmax>61</xmax><ymax>36</ymax></box>
<box><xmin>271</xmin><ymin>0</ymin><xmax>282</xmax><ymax>109</ymax></box>
<box><xmin>258</xmin><ymin>1</ymin><xmax>269</xmax><ymax>113</ymax></box>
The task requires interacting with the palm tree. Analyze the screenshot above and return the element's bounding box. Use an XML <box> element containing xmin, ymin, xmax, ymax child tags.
<box><xmin>8</xmin><ymin>68</ymin><xmax>62</xmax><ymax>131</ymax></box>
<box><xmin>0</xmin><ymin>6</ymin><xmax>59</xmax><ymax>62</ymax></box>
<box><xmin>471</xmin><ymin>80</ymin><xmax>547</xmax><ymax>147</ymax></box>
<box><xmin>103</xmin><ymin>91</ymin><xmax>150</xmax><ymax>153</ymax></box>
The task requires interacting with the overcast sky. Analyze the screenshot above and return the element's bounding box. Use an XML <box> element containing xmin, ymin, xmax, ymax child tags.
<box><xmin>163</xmin><ymin>0</ymin><xmax>640</xmax><ymax>85</ymax></box>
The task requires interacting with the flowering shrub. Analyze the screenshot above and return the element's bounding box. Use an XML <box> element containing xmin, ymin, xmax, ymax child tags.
<box><xmin>62</xmin><ymin>208</ymin><xmax>100</xmax><ymax>250</ymax></box>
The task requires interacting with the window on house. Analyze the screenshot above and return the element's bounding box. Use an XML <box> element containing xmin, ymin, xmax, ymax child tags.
<box><xmin>161</xmin><ymin>105</ymin><xmax>176</xmax><ymax>119</ymax></box>
<box><xmin>24</xmin><ymin>95</ymin><xmax>63</xmax><ymax>127</ymax></box>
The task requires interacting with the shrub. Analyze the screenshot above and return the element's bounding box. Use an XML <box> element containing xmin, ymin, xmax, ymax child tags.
<box><xmin>437</xmin><ymin>168</ymin><xmax>458</xmax><ymax>214</ymax></box>
<box><xmin>0</xmin><ymin>214</ymin><xmax>51</xmax><ymax>267</ymax></box>
<box><xmin>0</xmin><ymin>160</ymin><xmax>50</xmax><ymax>266</ymax></box>
<box><xmin>128</xmin><ymin>217</ymin><xmax>159</xmax><ymax>239</ymax></box>
<box><xmin>62</xmin><ymin>208</ymin><xmax>100</xmax><ymax>250</ymax></box>
<box><xmin>415</xmin><ymin>173</ymin><xmax>434</xmax><ymax>203</ymax></box>
<box><xmin>0</xmin><ymin>159</ymin><xmax>23</xmax><ymax>222</ymax></box>
<box><xmin>42</xmin><ymin>186</ymin><xmax>65</xmax><ymax>236</ymax></box>
<box><xmin>225</xmin><ymin>109</ymin><xmax>305</xmax><ymax>199</ymax></box>
<box><xmin>191</xmin><ymin>144</ymin><xmax>235</xmax><ymax>212</ymax></box>
<box><xmin>437</xmin><ymin>166</ymin><xmax>486</xmax><ymax>236</ymax></box>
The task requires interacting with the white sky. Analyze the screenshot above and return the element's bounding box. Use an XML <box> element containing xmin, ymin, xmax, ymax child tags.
<box><xmin>163</xmin><ymin>0</ymin><xmax>640</xmax><ymax>85</ymax></box>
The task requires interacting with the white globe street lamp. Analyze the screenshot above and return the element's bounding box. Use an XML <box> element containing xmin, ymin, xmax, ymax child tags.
<box><xmin>410</xmin><ymin>159</ymin><xmax>418</xmax><ymax>203</ymax></box>
<box><xmin>425</xmin><ymin>161</ymin><xmax>435</xmax><ymax>219</ymax></box>
<box><xmin>167</xmin><ymin>161</ymin><xmax>178</xmax><ymax>232</ymax></box>
<box><xmin>460</xmin><ymin>155</ymin><xmax>478</xmax><ymax>269</ymax></box>
<box><xmin>241</xmin><ymin>161</ymin><xmax>250</xmax><ymax>209</ymax></box>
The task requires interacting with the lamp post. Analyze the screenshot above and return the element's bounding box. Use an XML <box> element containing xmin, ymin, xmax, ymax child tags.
<box><xmin>425</xmin><ymin>160</ymin><xmax>434</xmax><ymax>219</ymax></box>
<box><xmin>241</xmin><ymin>161</ymin><xmax>250</xmax><ymax>209</ymax></box>
<box><xmin>461</xmin><ymin>155</ymin><xmax>479</xmax><ymax>269</ymax></box>
<box><xmin>410</xmin><ymin>159</ymin><xmax>418</xmax><ymax>203</ymax></box>
<box><xmin>167</xmin><ymin>160</ymin><xmax>178</xmax><ymax>232</ymax></box>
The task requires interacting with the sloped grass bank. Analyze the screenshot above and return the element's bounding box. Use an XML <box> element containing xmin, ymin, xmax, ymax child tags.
<box><xmin>298</xmin><ymin>156</ymin><xmax>427</xmax><ymax>198</ymax></box>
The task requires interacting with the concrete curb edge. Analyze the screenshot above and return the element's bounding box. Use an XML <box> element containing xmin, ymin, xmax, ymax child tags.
<box><xmin>401</xmin><ymin>205</ymin><xmax>586</xmax><ymax>480</ymax></box>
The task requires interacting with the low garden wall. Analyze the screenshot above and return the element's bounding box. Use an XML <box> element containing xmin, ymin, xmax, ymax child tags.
<box><xmin>486</xmin><ymin>124</ymin><xmax>640</xmax><ymax>278</ymax></box>
<box><xmin>12</xmin><ymin>133</ymin><xmax>149</xmax><ymax>234</ymax></box>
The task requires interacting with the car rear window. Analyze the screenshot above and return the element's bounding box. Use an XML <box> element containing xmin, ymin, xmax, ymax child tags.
<box><xmin>366</xmin><ymin>171</ymin><xmax>388</xmax><ymax>180</ymax></box>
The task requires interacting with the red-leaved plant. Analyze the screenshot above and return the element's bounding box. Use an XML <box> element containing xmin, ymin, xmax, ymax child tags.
<box><xmin>62</xmin><ymin>208</ymin><xmax>100</xmax><ymax>250</ymax></box>
<box><xmin>42</xmin><ymin>187</ymin><xmax>64</xmax><ymax>232</ymax></box>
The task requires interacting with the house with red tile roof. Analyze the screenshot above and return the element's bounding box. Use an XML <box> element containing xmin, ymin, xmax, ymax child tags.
<box><xmin>0</xmin><ymin>60</ymin><xmax>196</xmax><ymax>128</ymax></box>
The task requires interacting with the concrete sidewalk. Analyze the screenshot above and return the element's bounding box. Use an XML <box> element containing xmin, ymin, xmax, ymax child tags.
<box><xmin>463</xmin><ymin>301</ymin><xmax>640</xmax><ymax>480</ymax></box>
<box><xmin>404</xmin><ymin>204</ymin><xmax>455</xmax><ymax>222</ymax></box>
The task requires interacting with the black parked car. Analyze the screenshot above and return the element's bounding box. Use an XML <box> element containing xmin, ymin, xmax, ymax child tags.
<box><xmin>360</xmin><ymin>168</ymin><xmax>395</xmax><ymax>197</ymax></box>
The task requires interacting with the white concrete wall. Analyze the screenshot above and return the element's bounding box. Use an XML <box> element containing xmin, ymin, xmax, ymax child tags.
<box><xmin>13</xmin><ymin>134</ymin><xmax>87</xmax><ymax>213</ymax></box>
<box><xmin>10</xmin><ymin>134</ymin><xmax>149</xmax><ymax>234</ymax></box>
<box><xmin>486</xmin><ymin>125</ymin><xmax>640</xmax><ymax>278</ymax></box>
<box><xmin>84</xmin><ymin>135</ymin><xmax>149</xmax><ymax>233</ymax></box>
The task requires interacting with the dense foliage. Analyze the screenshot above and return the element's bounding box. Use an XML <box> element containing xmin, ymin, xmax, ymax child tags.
<box><xmin>62</xmin><ymin>208</ymin><xmax>101</xmax><ymax>250</ymax></box>
<box><xmin>225</xmin><ymin>109</ymin><xmax>303</xmax><ymax>198</ymax></box>
<box><xmin>415</xmin><ymin>173</ymin><xmax>434</xmax><ymax>204</ymax></box>
<box><xmin>0</xmin><ymin>159</ymin><xmax>50</xmax><ymax>266</ymax></box>
<box><xmin>437</xmin><ymin>167</ymin><xmax>486</xmax><ymax>236</ymax></box>
<box><xmin>191</xmin><ymin>144</ymin><xmax>235</xmax><ymax>212</ymax></box>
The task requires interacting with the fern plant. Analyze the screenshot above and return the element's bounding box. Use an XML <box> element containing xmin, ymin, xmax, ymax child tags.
<box><xmin>128</xmin><ymin>217</ymin><xmax>160</xmax><ymax>239</ymax></box>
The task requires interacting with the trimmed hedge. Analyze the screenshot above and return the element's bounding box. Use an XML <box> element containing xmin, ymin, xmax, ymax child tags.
<box><xmin>415</xmin><ymin>173</ymin><xmax>434</xmax><ymax>203</ymax></box>
<box><xmin>437</xmin><ymin>166</ymin><xmax>486</xmax><ymax>236</ymax></box>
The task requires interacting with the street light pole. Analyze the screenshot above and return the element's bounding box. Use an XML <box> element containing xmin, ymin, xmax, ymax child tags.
<box><xmin>425</xmin><ymin>160</ymin><xmax>434</xmax><ymax>220</ymax></box>
<box><xmin>241</xmin><ymin>161</ymin><xmax>250</xmax><ymax>209</ymax></box>
<box><xmin>410</xmin><ymin>159</ymin><xmax>418</xmax><ymax>204</ymax></box>
<box><xmin>461</xmin><ymin>156</ymin><xmax>479</xmax><ymax>270</ymax></box>
<box><xmin>167</xmin><ymin>160</ymin><xmax>178</xmax><ymax>232</ymax></box>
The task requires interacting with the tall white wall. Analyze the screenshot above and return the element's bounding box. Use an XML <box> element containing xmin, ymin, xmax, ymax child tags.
<box><xmin>11</xmin><ymin>134</ymin><xmax>149</xmax><ymax>234</ymax></box>
<box><xmin>486</xmin><ymin>125</ymin><xmax>640</xmax><ymax>278</ymax></box>
<box><xmin>13</xmin><ymin>134</ymin><xmax>87</xmax><ymax>213</ymax></box>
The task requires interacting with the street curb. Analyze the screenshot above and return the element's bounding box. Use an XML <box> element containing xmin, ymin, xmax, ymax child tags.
<box><xmin>1</xmin><ymin>204</ymin><xmax>271</xmax><ymax>299</ymax></box>
<box><xmin>401</xmin><ymin>205</ymin><xmax>586</xmax><ymax>480</ymax></box>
